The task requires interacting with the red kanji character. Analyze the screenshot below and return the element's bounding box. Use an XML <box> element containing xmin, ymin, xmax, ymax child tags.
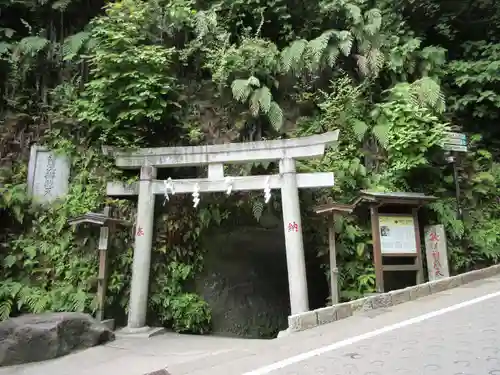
<box><xmin>293</xmin><ymin>222</ymin><xmax>299</xmax><ymax>232</ymax></box>
<box><xmin>136</xmin><ymin>226</ymin><xmax>144</xmax><ymax>237</ymax></box>
<box><xmin>435</xmin><ymin>269</ymin><xmax>444</xmax><ymax>277</ymax></box>
<box><xmin>432</xmin><ymin>251</ymin><xmax>442</xmax><ymax>267</ymax></box>
<box><xmin>432</xmin><ymin>250</ymin><xmax>444</xmax><ymax>276</ymax></box>
<box><xmin>429</xmin><ymin>231</ymin><xmax>439</xmax><ymax>242</ymax></box>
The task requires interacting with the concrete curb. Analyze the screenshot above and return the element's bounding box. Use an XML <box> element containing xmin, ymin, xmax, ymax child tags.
<box><xmin>287</xmin><ymin>264</ymin><xmax>500</xmax><ymax>334</ymax></box>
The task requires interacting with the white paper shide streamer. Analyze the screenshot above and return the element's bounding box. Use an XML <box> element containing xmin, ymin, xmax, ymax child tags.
<box><xmin>192</xmin><ymin>183</ymin><xmax>200</xmax><ymax>207</ymax></box>
<box><xmin>163</xmin><ymin>177</ymin><xmax>175</xmax><ymax>205</ymax></box>
<box><xmin>264</xmin><ymin>176</ymin><xmax>271</xmax><ymax>203</ymax></box>
<box><xmin>225</xmin><ymin>177</ymin><xmax>233</xmax><ymax>196</ymax></box>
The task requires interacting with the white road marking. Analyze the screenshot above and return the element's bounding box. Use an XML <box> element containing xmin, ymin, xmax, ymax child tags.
<box><xmin>242</xmin><ymin>289</ymin><xmax>500</xmax><ymax>375</ymax></box>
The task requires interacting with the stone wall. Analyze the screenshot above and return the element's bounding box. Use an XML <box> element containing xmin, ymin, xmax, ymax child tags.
<box><xmin>286</xmin><ymin>263</ymin><xmax>500</xmax><ymax>334</ymax></box>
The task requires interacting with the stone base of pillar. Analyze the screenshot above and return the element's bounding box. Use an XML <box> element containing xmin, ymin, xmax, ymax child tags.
<box><xmin>277</xmin><ymin>328</ymin><xmax>291</xmax><ymax>338</ymax></box>
<box><xmin>115</xmin><ymin>326</ymin><xmax>165</xmax><ymax>338</ymax></box>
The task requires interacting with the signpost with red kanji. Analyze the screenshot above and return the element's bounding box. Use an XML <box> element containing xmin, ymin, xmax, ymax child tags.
<box><xmin>424</xmin><ymin>224</ymin><xmax>450</xmax><ymax>281</ymax></box>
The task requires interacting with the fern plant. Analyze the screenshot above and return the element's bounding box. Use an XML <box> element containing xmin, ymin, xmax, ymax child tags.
<box><xmin>61</xmin><ymin>31</ymin><xmax>93</xmax><ymax>61</ymax></box>
<box><xmin>15</xmin><ymin>36</ymin><xmax>50</xmax><ymax>58</ymax></box>
<box><xmin>231</xmin><ymin>76</ymin><xmax>284</xmax><ymax>130</ymax></box>
<box><xmin>0</xmin><ymin>281</ymin><xmax>94</xmax><ymax>321</ymax></box>
<box><xmin>280</xmin><ymin>30</ymin><xmax>353</xmax><ymax>75</ymax></box>
<box><xmin>280</xmin><ymin>7</ymin><xmax>384</xmax><ymax>77</ymax></box>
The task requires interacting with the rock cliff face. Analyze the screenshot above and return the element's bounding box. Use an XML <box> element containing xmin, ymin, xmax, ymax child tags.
<box><xmin>196</xmin><ymin>227</ymin><xmax>290</xmax><ymax>338</ymax></box>
<box><xmin>0</xmin><ymin>312</ymin><xmax>114</xmax><ymax>366</ymax></box>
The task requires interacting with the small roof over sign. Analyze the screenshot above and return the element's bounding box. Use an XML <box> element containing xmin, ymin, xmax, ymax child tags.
<box><xmin>358</xmin><ymin>190</ymin><xmax>438</xmax><ymax>207</ymax></box>
<box><xmin>67</xmin><ymin>212</ymin><xmax>131</xmax><ymax>227</ymax></box>
<box><xmin>313</xmin><ymin>190</ymin><xmax>438</xmax><ymax>215</ymax></box>
<box><xmin>313</xmin><ymin>202</ymin><xmax>356</xmax><ymax>215</ymax></box>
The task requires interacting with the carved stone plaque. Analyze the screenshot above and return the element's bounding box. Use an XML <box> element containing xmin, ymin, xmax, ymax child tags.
<box><xmin>27</xmin><ymin>145</ymin><xmax>70</xmax><ymax>203</ymax></box>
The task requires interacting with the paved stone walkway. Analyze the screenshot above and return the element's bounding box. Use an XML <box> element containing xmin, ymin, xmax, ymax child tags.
<box><xmin>2</xmin><ymin>275</ymin><xmax>500</xmax><ymax>375</ymax></box>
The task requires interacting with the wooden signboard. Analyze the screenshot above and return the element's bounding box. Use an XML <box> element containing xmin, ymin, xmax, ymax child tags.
<box><xmin>315</xmin><ymin>192</ymin><xmax>437</xmax><ymax>297</ymax></box>
<box><xmin>359</xmin><ymin>191</ymin><xmax>436</xmax><ymax>293</ymax></box>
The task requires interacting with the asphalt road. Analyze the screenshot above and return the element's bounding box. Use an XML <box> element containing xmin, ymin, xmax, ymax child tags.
<box><xmin>266</xmin><ymin>296</ymin><xmax>500</xmax><ymax>374</ymax></box>
<box><xmin>241</xmin><ymin>279</ymin><xmax>500</xmax><ymax>375</ymax></box>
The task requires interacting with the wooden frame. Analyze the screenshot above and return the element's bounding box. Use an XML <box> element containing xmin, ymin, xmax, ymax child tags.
<box><xmin>370</xmin><ymin>206</ymin><xmax>426</xmax><ymax>292</ymax></box>
<box><xmin>313</xmin><ymin>192</ymin><xmax>436</xmax><ymax>298</ymax></box>
<box><xmin>370</xmin><ymin>205</ymin><xmax>385</xmax><ymax>293</ymax></box>
<box><xmin>364</xmin><ymin>192</ymin><xmax>436</xmax><ymax>293</ymax></box>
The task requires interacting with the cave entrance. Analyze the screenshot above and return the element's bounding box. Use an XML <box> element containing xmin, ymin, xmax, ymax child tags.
<box><xmin>194</xmin><ymin>208</ymin><xmax>331</xmax><ymax>339</ymax></box>
<box><xmin>105</xmin><ymin>131</ymin><xmax>340</xmax><ymax>334</ymax></box>
<box><xmin>196</xmin><ymin>225</ymin><xmax>290</xmax><ymax>339</ymax></box>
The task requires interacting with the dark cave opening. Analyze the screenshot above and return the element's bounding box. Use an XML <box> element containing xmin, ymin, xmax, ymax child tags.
<box><xmin>194</xmin><ymin>221</ymin><xmax>329</xmax><ymax>339</ymax></box>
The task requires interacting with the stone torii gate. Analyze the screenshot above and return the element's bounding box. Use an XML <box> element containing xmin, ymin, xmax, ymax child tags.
<box><xmin>106</xmin><ymin>131</ymin><xmax>339</xmax><ymax>333</ymax></box>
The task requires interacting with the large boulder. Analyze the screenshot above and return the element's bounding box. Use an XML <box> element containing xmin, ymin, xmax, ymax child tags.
<box><xmin>0</xmin><ymin>312</ymin><xmax>115</xmax><ymax>367</ymax></box>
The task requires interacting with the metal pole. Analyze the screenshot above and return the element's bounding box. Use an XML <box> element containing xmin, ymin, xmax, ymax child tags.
<box><xmin>448</xmin><ymin>155</ymin><xmax>462</xmax><ymax>220</ymax></box>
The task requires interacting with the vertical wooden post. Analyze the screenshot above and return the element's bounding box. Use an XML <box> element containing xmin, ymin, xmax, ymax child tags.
<box><xmin>96</xmin><ymin>206</ymin><xmax>110</xmax><ymax>322</ymax></box>
<box><xmin>328</xmin><ymin>214</ymin><xmax>339</xmax><ymax>305</ymax></box>
<box><xmin>370</xmin><ymin>205</ymin><xmax>384</xmax><ymax>293</ymax></box>
<box><xmin>413</xmin><ymin>207</ymin><xmax>425</xmax><ymax>284</ymax></box>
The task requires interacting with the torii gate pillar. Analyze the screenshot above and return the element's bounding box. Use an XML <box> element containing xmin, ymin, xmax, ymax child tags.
<box><xmin>280</xmin><ymin>157</ymin><xmax>308</xmax><ymax>313</ymax></box>
<box><xmin>128</xmin><ymin>165</ymin><xmax>156</xmax><ymax>329</ymax></box>
<box><xmin>105</xmin><ymin>131</ymin><xmax>340</xmax><ymax>331</ymax></box>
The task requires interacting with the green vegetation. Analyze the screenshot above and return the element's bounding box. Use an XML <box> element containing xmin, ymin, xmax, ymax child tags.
<box><xmin>1</xmin><ymin>0</ymin><xmax>500</xmax><ymax>334</ymax></box>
